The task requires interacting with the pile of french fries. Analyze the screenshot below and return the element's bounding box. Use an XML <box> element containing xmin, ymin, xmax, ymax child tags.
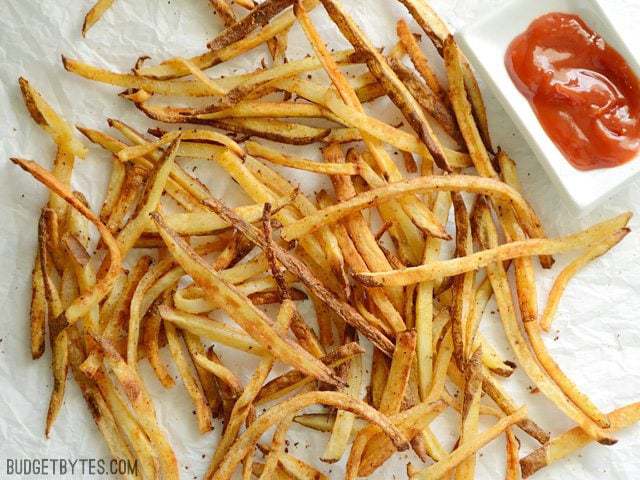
<box><xmin>13</xmin><ymin>0</ymin><xmax>639</xmax><ymax>478</ymax></box>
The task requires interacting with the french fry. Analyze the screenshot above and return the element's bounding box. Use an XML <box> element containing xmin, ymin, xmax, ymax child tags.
<box><xmin>12</xmin><ymin>158</ymin><xmax>123</xmax><ymax>329</ymax></box>
<box><xmin>165</xmin><ymin>319</ymin><xmax>214</xmax><ymax>433</ymax></box>
<box><xmin>320</xmin><ymin>0</ymin><xmax>450</xmax><ymax>171</ymax></box>
<box><xmin>281</xmin><ymin>174</ymin><xmax>544</xmax><ymax>247</ymax></box>
<box><xmin>521</xmin><ymin>402</ymin><xmax>640</xmax><ymax>478</ymax></box>
<box><xmin>396</xmin><ymin>19</ymin><xmax>447</xmax><ymax>103</ymax></box>
<box><xmin>211</xmin><ymin>391</ymin><xmax>410</xmax><ymax>480</ymax></box>
<box><xmin>207</xmin><ymin>0</ymin><xmax>295</xmax><ymax>50</ymax></box>
<box><xmin>171</xmin><ymin>57</ymin><xmax>226</xmax><ymax>95</ymax></box>
<box><xmin>396</xmin><ymin>0</ymin><xmax>493</xmax><ymax>152</ymax></box>
<box><xmin>415</xmin><ymin>192</ymin><xmax>451</xmax><ymax>399</ymax></box>
<box><xmin>354</xmin><ymin>400</ymin><xmax>447</xmax><ymax>477</ymax></box>
<box><xmin>135</xmin><ymin>0</ymin><xmax>321</xmax><ymax>79</ymax></box>
<box><xmin>472</xmin><ymin>197</ymin><xmax>615</xmax><ymax>445</ymax></box>
<box><xmin>410</xmin><ymin>408</ymin><xmax>528</xmax><ymax>480</ymax></box>
<box><xmin>39</xmin><ymin>212</ymin><xmax>69</xmax><ymax>438</ymax></box>
<box><xmin>63</xmin><ymin>49</ymin><xmax>360</xmax><ymax>95</ymax></box>
<box><xmin>153</xmin><ymin>212</ymin><xmax>340</xmax><ymax>386</ymax></box>
<box><xmin>92</xmin><ymin>335</ymin><xmax>178</xmax><ymax>478</ymax></box>
<box><xmin>142</xmin><ymin>306</ymin><xmax>175</xmax><ymax>388</ymax></box>
<box><xmin>18</xmin><ymin>77</ymin><xmax>87</xmax><ymax>160</ymax></box>
<box><xmin>203</xmin><ymin>195</ymin><xmax>396</xmax><ymax>355</ymax></box>
<box><xmin>456</xmin><ymin>346</ymin><xmax>483</xmax><ymax>480</ymax></box>
<box><xmin>30</xmin><ymin>252</ymin><xmax>47</xmax><ymax>359</ymax></box>
<box><xmin>541</xmin><ymin>229</ymin><xmax>628</xmax><ymax>331</ymax></box>
<box><xmin>379</xmin><ymin>330</ymin><xmax>417</xmax><ymax>415</ymax></box>
<box><xmin>82</xmin><ymin>0</ymin><xmax>115</xmax><ymax>36</ymax></box>
<box><xmin>355</xmin><ymin>212</ymin><xmax>631</xmax><ymax>287</ymax></box>
<box><xmin>322</xmin><ymin>330</ymin><xmax>363</xmax><ymax>463</ymax></box>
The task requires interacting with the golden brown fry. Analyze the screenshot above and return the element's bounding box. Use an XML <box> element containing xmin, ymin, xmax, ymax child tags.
<box><xmin>165</xmin><ymin>320</ymin><xmax>214</xmax><ymax>433</ymax></box>
<box><xmin>320</xmin><ymin>0</ymin><xmax>450</xmax><ymax>171</ymax></box>
<box><xmin>541</xmin><ymin>229</ymin><xmax>628</xmax><ymax>331</ymax></box>
<box><xmin>39</xmin><ymin>212</ymin><xmax>69</xmax><ymax>438</ymax></box>
<box><xmin>281</xmin><ymin>174</ymin><xmax>543</xmax><ymax>246</ymax></box>
<box><xmin>379</xmin><ymin>330</ymin><xmax>417</xmax><ymax>415</ymax></box>
<box><xmin>208</xmin><ymin>0</ymin><xmax>295</xmax><ymax>50</ymax></box>
<box><xmin>30</xmin><ymin>252</ymin><xmax>47</xmax><ymax>359</ymax></box>
<box><xmin>203</xmin><ymin>195</ymin><xmax>395</xmax><ymax>355</ymax></box>
<box><xmin>92</xmin><ymin>335</ymin><xmax>178</xmax><ymax>478</ymax></box>
<box><xmin>142</xmin><ymin>307</ymin><xmax>175</xmax><ymax>388</ymax></box>
<box><xmin>456</xmin><ymin>346</ymin><xmax>483</xmax><ymax>480</ymax></box>
<box><xmin>355</xmin><ymin>212</ymin><xmax>631</xmax><ymax>287</ymax></box>
<box><xmin>12</xmin><ymin>158</ymin><xmax>122</xmax><ymax>328</ymax></box>
<box><xmin>411</xmin><ymin>408</ymin><xmax>528</xmax><ymax>480</ymax></box>
<box><xmin>212</xmin><ymin>391</ymin><xmax>409</xmax><ymax>480</ymax></box>
<box><xmin>206</xmin><ymin>300</ymin><xmax>299</xmax><ymax>477</ymax></box>
<box><xmin>64</xmin><ymin>49</ymin><xmax>359</xmax><ymax>94</ymax></box>
<box><xmin>355</xmin><ymin>400</ymin><xmax>447</xmax><ymax>477</ymax></box>
<box><xmin>521</xmin><ymin>402</ymin><xmax>640</xmax><ymax>478</ymax></box>
<box><xmin>82</xmin><ymin>0</ymin><xmax>115</xmax><ymax>36</ymax></box>
<box><xmin>396</xmin><ymin>19</ymin><xmax>447</xmax><ymax>103</ymax></box>
<box><xmin>152</xmin><ymin>211</ymin><xmax>342</xmax><ymax>386</ymax></box>
<box><xmin>135</xmin><ymin>0</ymin><xmax>320</xmax><ymax>79</ymax></box>
<box><xmin>18</xmin><ymin>77</ymin><xmax>87</xmax><ymax>160</ymax></box>
<box><xmin>472</xmin><ymin>198</ymin><xmax>615</xmax><ymax>445</ymax></box>
<box><xmin>246</xmin><ymin>141</ymin><xmax>357</xmax><ymax>175</ymax></box>
<box><xmin>396</xmin><ymin>0</ymin><xmax>492</xmax><ymax>151</ymax></box>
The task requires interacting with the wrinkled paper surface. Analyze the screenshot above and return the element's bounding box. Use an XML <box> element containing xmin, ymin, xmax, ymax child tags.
<box><xmin>1</xmin><ymin>0</ymin><xmax>640</xmax><ymax>478</ymax></box>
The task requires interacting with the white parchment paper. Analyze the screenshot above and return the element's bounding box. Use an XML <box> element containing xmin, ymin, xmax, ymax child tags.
<box><xmin>1</xmin><ymin>0</ymin><xmax>639</xmax><ymax>478</ymax></box>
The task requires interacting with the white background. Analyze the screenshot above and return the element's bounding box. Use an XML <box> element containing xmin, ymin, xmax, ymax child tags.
<box><xmin>0</xmin><ymin>0</ymin><xmax>639</xmax><ymax>478</ymax></box>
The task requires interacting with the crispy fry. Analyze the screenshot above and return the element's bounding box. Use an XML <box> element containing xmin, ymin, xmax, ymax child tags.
<box><xmin>207</xmin><ymin>0</ymin><xmax>295</xmax><ymax>50</ymax></box>
<box><xmin>152</xmin><ymin>212</ymin><xmax>342</xmax><ymax>386</ymax></box>
<box><xmin>411</xmin><ymin>408</ymin><xmax>528</xmax><ymax>480</ymax></box>
<box><xmin>456</xmin><ymin>346</ymin><xmax>483</xmax><ymax>480</ymax></box>
<box><xmin>165</xmin><ymin>320</ymin><xmax>214</xmax><ymax>433</ymax></box>
<box><xmin>92</xmin><ymin>335</ymin><xmax>178</xmax><ymax>478</ymax></box>
<box><xmin>82</xmin><ymin>0</ymin><xmax>115</xmax><ymax>36</ymax></box>
<box><xmin>541</xmin><ymin>229</ymin><xmax>628</xmax><ymax>331</ymax></box>
<box><xmin>18</xmin><ymin>77</ymin><xmax>87</xmax><ymax>159</ymax></box>
<box><xmin>379</xmin><ymin>330</ymin><xmax>417</xmax><ymax>415</ymax></box>
<box><xmin>12</xmin><ymin>158</ymin><xmax>122</xmax><ymax>328</ymax></box>
<box><xmin>281</xmin><ymin>174</ymin><xmax>543</xmax><ymax>246</ymax></box>
<box><xmin>30</xmin><ymin>252</ymin><xmax>47</xmax><ymax>359</ymax></box>
<box><xmin>320</xmin><ymin>0</ymin><xmax>450</xmax><ymax>171</ymax></box>
<box><xmin>212</xmin><ymin>391</ymin><xmax>409</xmax><ymax>480</ymax></box>
<box><xmin>355</xmin><ymin>212</ymin><xmax>631</xmax><ymax>287</ymax></box>
<box><xmin>521</xmin><ymin>402</ymin><xmax>640</xmax><ymax>478</ymax></box>
<box><xmin>135</xmin><ymin>0</ymin><xmax>320</xmax><ymax>79</ymax></box>
<box><xmin>472</xmin><ymin>198</ymin><xmax>616</xmax><ymax>445</ymax></box>
<box><xmin>142</xmin><ymin>307</ymin><xmax>175</xmax><ymax>388</ymax></box>
<box><xmin>203</xmin><ymin>195</ymin><xmax>395</xmax><ymax>355</ymax></box>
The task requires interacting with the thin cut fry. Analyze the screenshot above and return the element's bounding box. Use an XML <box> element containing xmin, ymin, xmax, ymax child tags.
<box><xmin>520</xmin><ymin>402</ymin><xmax>640</xmax><ymax>478</ymax></box>
<box><xmin>541</xmin><ymin>229</ymin><xmax>628</xmax><ymax>331</ymax></box>
<box><xmin>82</xmin><ymin>0</ymin><xmax>115</xmax><ymax>36</ymax></box>
<box><xmin>355</xmin><ymin>212</ymin><xmax>631</xmax><ymax>287</ymax></box>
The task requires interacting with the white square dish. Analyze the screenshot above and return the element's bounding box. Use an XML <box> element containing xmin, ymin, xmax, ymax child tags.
<box><xmin>456</xmin><ymin>0</ymin><xmax>640</xmax><ymax>213</ymax></box>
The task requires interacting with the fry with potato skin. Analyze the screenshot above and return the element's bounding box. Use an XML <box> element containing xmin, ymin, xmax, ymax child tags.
<box><xmin>211</xmin><ymin>391</ymin><xmax>410</xmax><ymax>480</ymax></box>
<box><xmin>541</xmin><ymin>229</ymin><xmax>628</xmax><ymax>331</ymax></box>
<box><xmin>520</xmin><ymin>402</ymin><xmax>640</xmax><ymax>478</ymax></box>
<box><xmin>82</xmin><ymin>0</ymin><xmax>115</xmax><ymax>36</ymax></box>
<box><xmin>411</xmin><ymin>408</ymin><xmax>528</xmax><ymax>480</ymax></box>
<box><xmin>355</xmin><ymin>212</ymin><xmax>631</xmax><ymax>287</ymax></box>
<box><xmin>472</xmin><ymin>197</ymin><xmax>616</xmax><ymax>445</ymax></box>
<box><xmin>456</xmin><ymin>346</ymin><xmax>483</xmax><ymax>480</ymax></box>
<box><xmin>281</xmin><ymin>174</ymin><xmax>544</xmax><ymax>246</ymax></box>
<box><xmin>320</xmin><ymin>0</ymin><xmax>451</xmax><ymax>171</ymax></box>
<box><xmin>164</xmin><ymin>320</ymin><xmax>213</xmax><ymax>433</ymax></box>
<box><xmin>203</xmin><ymin>196</ymin><xmax>396</xmax><ymax>355</ymax></box>
<box><xmin>152</xmin><ymin>212</ymin><xmax>342</xmax><ymax>386</ymax></box>
<box><xmin>12</xmin><ymin>158</ymin><xmax>122</xmax><ymax>329</ymax></box>
<box><xmin>92</xmin><ymin>334</ymin><xmax>178</xmax><ymax>479</ymax></box>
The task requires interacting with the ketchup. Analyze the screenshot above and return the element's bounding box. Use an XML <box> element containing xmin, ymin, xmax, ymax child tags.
<box><xmin>505</xmin><ymin>12</ymin><xmax>640</xmax><ymax>170</ymax></box>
